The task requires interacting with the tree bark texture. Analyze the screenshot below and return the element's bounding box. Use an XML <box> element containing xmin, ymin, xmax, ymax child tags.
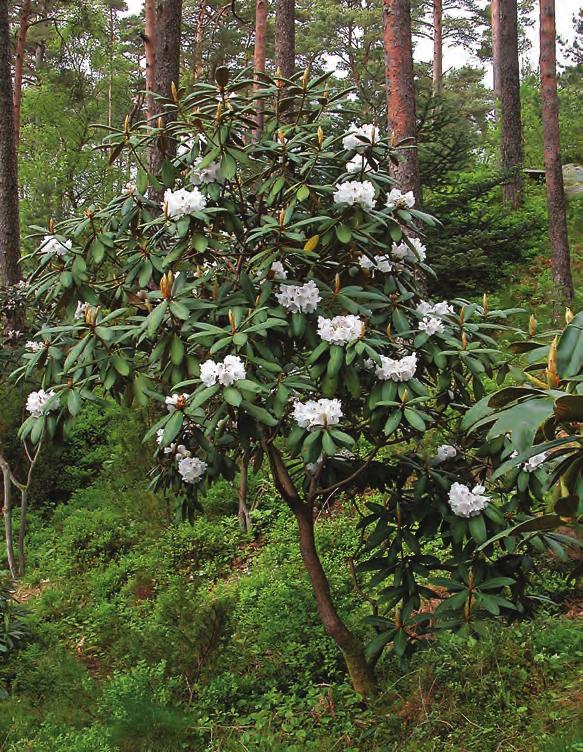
<box><xmin>539</xmin><ymin>0</ymin><xmax>574</xmax><ymax>303</ymax></box>
<box><xmin>253</xmin><ymin>0</ymin><xmax>267</xmax><ymax>135</ymax></box>
<box><xmin>498</xmin><ymin>0</ymin><xmax>523</xmax><ymax>208</ymax></box>
<box><xmin>13</xmin><ymin>0</ymin><xmax>31</xmax><ymax>149</ymax></box>
<box><xmin>275</xmin><ymin>0</ymin><xmax>295</xmax><ymax>78</ymax></box>
<box><xmin>491</xmin><ymin>0</ymin><xmax>500</xmax><ymax>97</ymax></box>
<box><xmin>0</xmin><ymin>0</ymin><xmax>21</xmax><ymax>287</ymax></box>
<box><xmin>432</xmin><ymin>0</ymin><xmax>443</xmax><ymax>95</ymax></box>
<box><xmin>383</xmin><ymin>0</ymin><xmax>421</xmax><ymax>204</ymax></box>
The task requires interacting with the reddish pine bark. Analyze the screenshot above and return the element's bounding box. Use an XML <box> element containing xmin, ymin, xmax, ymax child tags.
<box><xmin>539</xmin><ymin>0</ymin><xmax>574</xmax><ymax>304</ymax></box>
<box><xmin>13</xmin><ymin>0</ymin><xmax>31</xmax><ymax>149</ymax></box>
<box><xmin>193</xmin><ymin>0</ymin><xmax>205</xmax><ymax>80</ymax></box>
<box><xmin>275</xmin><ymin>0</ymin><xmax>295</xmax><ymax>78</ymax></box>
<box><xmin>432</xmin><ymin>0</ymin><xmax>443</xmax><ymax>95</ymax></box>
<box><xmin>491</xmin><ymin>0</ymin><xmax>500</xmax><ymax>97</ymax></box>
<box><xmin>144</xmin><ymin>0</ymin><xmax>157</xmax><ymax>123</ymax></box>
<box><xmin>0</xmin><ymin>0</ymin><xmax>21</xmax><ymax>287</ymax></box>
<box><xmin>253</xmin><ymin>0</ymin><xmax>268</xmax><ymax>135</ymax></box>
<box><xmin>498</xmin><ymin>0</ymin><xmax>523</xmax><ymax>208</ymax></box>
<box><xmin>383</xmin><ymin>0</ymin><xmax>421</xmax><ymax>203</ymax></box>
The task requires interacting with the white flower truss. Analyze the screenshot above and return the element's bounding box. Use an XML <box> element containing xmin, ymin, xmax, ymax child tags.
<box><xmin>293</xmin><ymin>398</ymin><xmax>343</xmax><ymax>430</ymax></box>
<box><xmin>417</xmin><ymin>300</ymin><xmax>454</xmax><ymax>317</ymax></box>
<box><xmin>333</xmin><ymin>180</ymin><xmax>376</xmax><ymax>210</ymax></box>
<box><xmin>436</xmin><ymin>444</ymin><xmax>458</xmax><ymax>463</ymax></box>
<box><xmin>26</xmin><ymin>389</ymin><xmax>58</xmax><ymax>418</ymax></box>
<box><xmin>177</xmin><ymin>456</ymin><xmax>207</xmax><ymax>484</ymax></box>
<box><xmin>392</xmin><ymin>237</ymin><xmax>427</xmax><ymax>263</ymax></box>
<box><xmin>165</xmin><ymin>393</ymin><xmax>190</xmax><ymax>412</ymax></box>
<box><xmin>419</xmin><ymin>316</ymin><xmax>445</xmax><ymax>336</ymax></box>
<box><xmin>74</xmin><ymin>301</ymin><xmax>88</xmax><ymax>320</ymax></box>
<box><xmin>317</xmin><ymin>315</ymin><xmax>363</xmax><ymax>345</ymax></box>
<box><xmin>448</xmin><ymin>482</ymin><xmax>490</xmax><ymax>518</ymax></box>
<box><xmin>25</xmin><ymin>340</ymin><xmax>44</xmax><ymax>353</ymax></box>
<box><xmin>276</xmin><ymin>280</ymin><xmax>321</xmax><ymax>314</ymax></box>
<box><xmin>200</xmin><ymin>355</ymin><xmax>246</xmax><ymax>387</ymax></box>
<box><xmin>342</xmin><ymin>123</ymin><xmax>378</xmax><ymax>152</ymax></box>
<box><xmin>163</xmin><ymin>187</ymin><xmax>207</xmax><ymax>218</ymax></box>
<box><xmin>386</xmin><ymin>188</ymin><xmax>415</xmax><ymax>211</ymax></box>
<box><xmin>41</xmin><ymin>235</ymin><xmax>71</xmax><ymax>257</ymax></box>
<box><xmin>191</xmin><ymin>156</ymin><xmax>223</xmax><ymax>185</ymax></box>
<box><xmin>367</xmin><ymin>353</ymin><xmax>418</xmax><ymax>382</ymax></box>
<box><xmin>358</xmin><ymin>254</ymin><xmax>393</xmax><ymax>273</ymax></box>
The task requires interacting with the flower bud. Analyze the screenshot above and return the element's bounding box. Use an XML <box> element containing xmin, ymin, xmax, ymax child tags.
<box><xmin>171</xmin><ymin>81</ymin><xmax>178</xmax><ymax>102</ymax></box>
<box><xmin>157</xmin><ymin>116</ymin><xmax>164</xmax><ymax>131</ymax></box>
<box><xmin>48</xmin><ymin>218</ymin><xmax>55</xmax><ymax>234</ymax></box>
<box><xmin>386</xmin><ymin>322</ymin><xmax>392</xmax><ymax>337</ymax></box>
<box><xmin>317</xmin><ymin>126</ymin><xmax>324</xmax><ymax>147</ymax></box>
<box><xmin>160</xmin><ymin>271</ymin><xmax>174</xmax><ymax>300</ymax></box>
<box><xmin>228</xmin><ymin>309</ymin><xmax>236</xmax><ymax>334</ymax></box>
<box><xmin>459</xmin><ymin>305</ymin><xmax>465</xmax><ymax>326</ymax></box>
<box><xmin>401</xmin><ymin>389</ymin><xmax>409</xmax><ymax>404</ymax></box>
<box><xmin>482</xmin><ymin>293</ymin><xmax>489</xmax><ymax>316</ymax></box>
<box><xmin>547</xmin><ymin>336</ymin><xmax>560</xmax><ymax>387</ymax></box>
<box><xmin>334</xmin><ymin>273</ymin><xmax>341</xmax><ymax>296</ymax></box>
<box><xmin>124</xmin><ymin>114</ymin><xmax>130</xmax><ymax>135</ymax></box>
<box><xmin>565</xmin><ymin>308</ymin><xmax>574</xmax><ymax>324</ymax></box>
<box><xmin>461</xmin><ymin>332</ymin><xmax>468</xmax><ymax>351</ymax></box>
<box><xmin>529</xmin><ymin>314</ymin><xmax>537</xmax><ymax>337</ymax></box>
<box><xmin>278</xmin><ymin>207</ymin><xmax>286</xmax><ymax>226</ymax></box>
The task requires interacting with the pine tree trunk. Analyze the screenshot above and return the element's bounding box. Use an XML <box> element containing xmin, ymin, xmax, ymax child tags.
<box><xmin>432</xmin><ymin>0</ymin><xmax>443</xmax><ymax>96</ymax></box>
<box><xmin>146</xmin><ymin>0</ymin><xmax>183</xmax><ymax>180</ymax></box>
<box><xmin>499</xmin><ymin>0</ymin><xmax>523</xmax><ymax>208</ymax></box>
<box><xmin>144</xmin><ymin>0</ymin><xmax>157</xmax><ymax>124</ymax></box>
<box><xmin>491</xmin><ymin>0</ymin><xmax>500</xmax><ymax>97</ymax></box>
<box><xmin>275</xmin><ymin>0</ymin><xmax>295</xmax><ymax>78</ymax></box>
<box><xmin>253</xmin><ymin>0</ymin><xmax>268</xmax><ymax>135</ymax></box>
<box><xmin>193</xmin><ymin>0</ymin><xmax>205</xmax><ymax>80</ymax></box>
<box><xmin>0</xmin><ymin>0</ymin><xmax>21</xmax><ymax>287</ymax></box>
<box><xmin>383</xmin><ymin>0</ymin><xmax>421</xmax><ymax>204</ymax></box>
<box><xmin>13</xmin><ymin>0</ymin><xmax>31</xmax><ymax>150</ymax></box>
<box><xmin>539</xmin><ymin>0</ymin><xmax>574</xmax><ymax>305</ymax></box>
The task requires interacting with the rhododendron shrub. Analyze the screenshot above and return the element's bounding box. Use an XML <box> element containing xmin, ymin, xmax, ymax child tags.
<box><xmin>15</xmin><ymin>69</ymin><xmax>536</xmax><ymax>693</ymax></box>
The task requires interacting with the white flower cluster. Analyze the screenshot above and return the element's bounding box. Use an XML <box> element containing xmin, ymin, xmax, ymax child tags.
<box><xmin>419</xmin><ymin>317</ymin><xmax>445</xmax><ymax>336</ymax></box>
<box><xmin>366</xmin><ymin>353</ymin><xmax>418</xmax><ymax>382</ymax></box>
<box><xmin>156</xmin><ymin>429</ymin><xmax>191</xmax><ymax>461</ymax></box>
<box><xmin>448</xmin><ymin>482</ymin><xmax>490</xmax><ymax>518</ymax></box>
<box><xmin>191</xmin><ymin>157</ymin><xmax>222</xmax><ymax>185</ymax></box>
<box><xmin>293</xmin><ymin>398</ymin><xmax>343</xmax><ymax>430</ymax></box>
<box><xmin>346</xmin><ymin>155</ymin><xmax>375</xmax><ymax>174</ymax></box>
<box><xmin>163</xmin><ymin>187</ymin><xmax>207</xmax><ymax>218</ymax></box>
<box><xmin>178</xmin><ymin>456</ymin><xmax>208</xmax><ymax>484</ymax></box>
<box><xmin>165</xmin><ymin>393</ymin><xmax>190</xmax><ymax>412</ymax></box>
<box><xmin>176</xmin><ymin>137</ymin><xmax>196</xmax><ymax>159</ymax></box>
<box><xmin>26</xmin><ymin>340</ymin><xmax>44</xmax><ymax>353</ymax></box>
<box><xmin>358</xmin><ymin>254</ymin><xmax>393</xmax><ymax>273</ymax></box>
<box><xmin>270</xmin><ymin>261</ymin><xmax>287</xmax><ymax>280</ymax></box>
<box><xmin>200</xmin><ymin>355</ymin><xmax>246</xmax><ymax>387</ymax></box>
<box><xmin>42</xmin><ymin>235</ymin><xmax>71</xmax><ymax>257</ymax></box>
<box><xmin>511</xmin><ymin>450</ymin><xmax>548</xmax><ymax>472</ymax></box>
<box><xmin>333</xmin><ymin>180</ymin><xmax>375</xmax><ymax>210</ymax></box>
<box><xmin>74</xmin><ymin>301</ymin><xmax>88</xmax><ymax>320</ymax></box>
<box><xmin>386</xmin><ymin>189</ymin><xmax>415</xmax><ymax>211</ymax></box>
<box><xmin>276</xmin><ymin>281</ymin><xmax>321</xmax><ymax>314</ymax></box>
<box><xmin>317</xmin><ymin>315</ymin><xmax>363</xmax><ymax>345</ymax></box>
<box><xmin>392</xmin><ymin>238</ymin><xmax>426</xmax><ymax>263</ymax></box>
<box><xmin>342</xmin><ymin>123</ymin><xmax>378</xmax><ymax>152</ymax></box>
<box><xmin>417</xmin><ymin>300</ymin><xmax>454</xmax><ymax>317</ymax></box>
<box><xmin>436</xmin><ymin>444</ymin><xmax>457</xmax><ymax>463</ymax></box>
<box><xmin>26</xmin><ymin>389</ymin><xmax>57</xmax><ymax>418</ymax></box>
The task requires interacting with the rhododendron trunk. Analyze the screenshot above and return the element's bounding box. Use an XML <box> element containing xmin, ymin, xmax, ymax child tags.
<box><xmin>539</xmin><ymin>0</ymin><xmax>574</xmax><ymax>305</ymax></box>
<box><xmin>383</xmin><ymin>0</ymin><xmax>421</xmax><ymax>205</ymax></box>
<box><xmin>0</xmin><ymin>0</ymin><xmax>21</xmax><ymax>287</ymax></box>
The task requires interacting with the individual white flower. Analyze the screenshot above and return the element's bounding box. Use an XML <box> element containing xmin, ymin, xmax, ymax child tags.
<box><xmin>419</xmin><ymin>316</ymin><xmax>445</xmax><ymax>336</ymax></box>
<box><xmin>392</xmin><ymin>238</ymin><xmax>426</xmax><ymax>264</ymax></box>
<box><xmin>436</xmin><ymin>444</ymin><xmax>457</xmax><ymax>463</ymax></box>
<box><xmin>191</xmin><ymin>156</ymin><xmax>223</xmax><ymax>185</ymax></box>
<box><xmin>165</xmin><ymin>393</ymin><xmax>190</xmax><ymax>412</ymax></box>
<box><xmin>386</xmin><ymin>188</ymin><xmax>415</xmax><ymax>211</ymax></box>
<box><xmin>200</xmin><ymin>355</ymin><xmax>246</xmax><ymax>387</ymax></box>
<box><xmin>177</xmin><ymin>456</ymin><xmax>207</xmax><ymax>484</ymax></box>
<box><xmin>25</xmin><ymin>340</ymin><xmax>44</xmax><ymax>353</ymax></box>
<box><xmin>346</xmin><ymin>155</ymin><xmax>375</xmax><ymax>174</ymax></box>
<box><xmin>317</xmin><ymin>315</ymin><xmax>363</xmax><ymax>345</ymax></box>
<box><xmin>342</xmin><ymin>123</ymin><xmax>378</xmax><ymax>152</ymax></box>
<box><xmin>358</xmin><ymin>254</ymin><xmax>392</xmax><ymax>273</ymax></box>
<box><xmin>26</xmin><ymin>389</ymin><xmax>58</xmax><ymax>418</ymax></box>
<box><xmin>270</xmin><ymin>261</ymin><xmax>287</xmax><ymax>280</ymax></box>
<box><xmin>74</xmin><ymin>301</ymin><xmax>88</xmax><ymax>320</ymax></box>
<box><xmin>417</xmin><ymin>300</ymin><xmax>454</xmax><ymax>317</ymax></box>
<box><xmin>448</xmin><ymin>482</ymin><xmax>490</xmax><ymax>518</ymax></box>
<box><xmin>369</xmin><ymin>353</ymin><xmax>418</xmax><ymax>382</ymax></box>
<box><xmin>163</xmin><ymin>187</ymin><xmax>207</xmax><ymax>218</ymax></box>
<box><xmin>124</xmin><ymin>181</ymin><xmax>136</xmax><ymax>195</ymax></box>
<box><xmin>512</xmin><ymin>451</ymin><xmax>548</xmax><ymax>472</ymax></box>
<box><xmin>276</xmin><ymin>281</ymin><xmax>321</xmax><ymax>314</ymax></box>
<box><xmin>347</xmin><ymin>92</ymin><xmax>358</xmax><ymax>102</ymax></box>
<box><xmin>333</xmin><ymin>180</ymin><xmax>375</xmax><ymax>210</ymax></box>
<box><xmin>175</xmin><ymin>444</ymin><xmax>192</xmax><ymax>462</ymax></box>
<box><xmin>41</xmin><ymin>235</ymin><xmax>71</xmax><ymax>257</ymax></box>
<box><xmin>293</xmin><ymin>398</ymin><xmax>343</xmax><ymax>430</ymax></box>
<box><xmin>177</xmin><ymin>137</ymin><xmax>197</xmax><ymax>159</ymax></box>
